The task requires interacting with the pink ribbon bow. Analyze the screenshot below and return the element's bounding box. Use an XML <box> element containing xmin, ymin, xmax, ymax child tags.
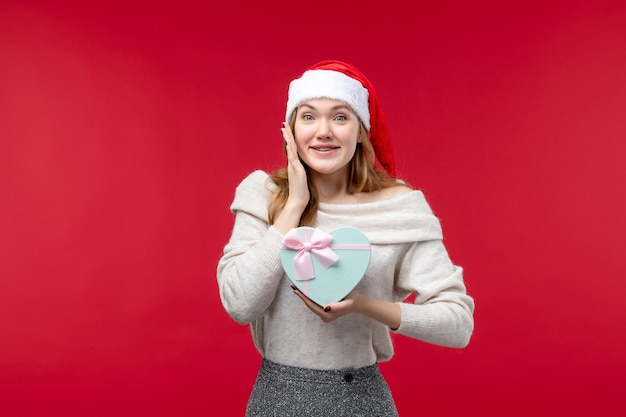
<box><xmin>281</xmin><ymin>228</ymin><xmax>339</xmax><ymax>281</ymax></box>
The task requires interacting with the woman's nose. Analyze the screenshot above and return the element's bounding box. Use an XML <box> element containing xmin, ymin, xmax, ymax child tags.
<box><xmin>316</xmin><ymin>118</ymin><xmax>332</xmax><ymax>139</ymax></box>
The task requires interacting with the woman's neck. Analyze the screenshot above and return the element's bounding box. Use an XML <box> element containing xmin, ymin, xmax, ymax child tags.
<box><xmin>310</xmin><ymin>170</ymin><xmax>349</xmax><ymax>203</ymax></box>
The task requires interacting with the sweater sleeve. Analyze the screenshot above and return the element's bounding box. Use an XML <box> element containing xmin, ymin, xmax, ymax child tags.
<box><xmin>216</xmin><ymin>170</ymin><xmax>286</xmax><ymax>324</ymax></box>
<box><xmin>392</xmin><ymin>206</ymin><xmax>475</xmax><ymax>348</ymax></box>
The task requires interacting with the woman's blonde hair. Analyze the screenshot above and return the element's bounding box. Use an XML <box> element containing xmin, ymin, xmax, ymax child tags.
<box><xmin>267</xmin><ymin>114</ymin><xmax>402</xmax><ymax>226</ymax></box>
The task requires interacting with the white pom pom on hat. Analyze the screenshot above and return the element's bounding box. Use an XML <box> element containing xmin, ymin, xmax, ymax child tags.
<box><xmin>284</xmin><ymin>60</ymin><xmax>396</xmax><ymax>177</ymax></box>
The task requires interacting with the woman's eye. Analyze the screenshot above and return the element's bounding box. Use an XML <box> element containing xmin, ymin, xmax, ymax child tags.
<box><xmin>303</xmin><ymin>114</ymin><xmax>313</xmax><ymax>121</ymax></box>
<box><xmin>335</xmin><ymin>115</ymin><xmax>346</xmax><ymax>121</ymax></box>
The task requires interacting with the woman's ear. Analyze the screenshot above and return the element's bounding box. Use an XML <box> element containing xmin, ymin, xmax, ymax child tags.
<box><xmin>357</xmin><ymin>124</ymin><xmax>366</xmax><ymax>143</ymax></box>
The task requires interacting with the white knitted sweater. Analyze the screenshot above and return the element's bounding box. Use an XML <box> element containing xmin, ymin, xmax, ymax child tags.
<box><xmin>217</xmin><ymin>170</ymin><xmax>474</xmax><ymax>370</ymax></box>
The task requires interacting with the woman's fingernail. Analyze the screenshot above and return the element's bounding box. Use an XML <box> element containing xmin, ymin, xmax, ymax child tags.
<box><xmin>323</xmin><ymin>306</ymin><xmax>331</xmax><ymax>312</ymax></box>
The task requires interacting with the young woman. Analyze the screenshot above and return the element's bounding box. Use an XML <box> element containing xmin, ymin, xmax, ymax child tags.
<box><xmin>217</xmin><ymin>60</ymin><xmax>475</xmax><ymax>416</ymax></box>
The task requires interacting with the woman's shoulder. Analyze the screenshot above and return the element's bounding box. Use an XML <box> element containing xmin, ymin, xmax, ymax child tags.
<box><xmin>379</xmin><ymin>183</ymin><xmax>414</xmax><ymax>200</ymax></box>
<box><xmin>352</xmin><ymin>183</ymin><xmax>414</xmax><ymax>204</ymax></box>
<box><xmin>236</xmin><ymin>170</ymin><xmax>277</xmax><ymax>194</ymax></box>
<box><xmin>229</xmin><ymin>170</ymin><xmax>276</xmax><ymax>215</ymax></box>
<box><xmin>240</xmin><ymin>169</ymin><xmax>269</xmax><ymax>184</ymax></box>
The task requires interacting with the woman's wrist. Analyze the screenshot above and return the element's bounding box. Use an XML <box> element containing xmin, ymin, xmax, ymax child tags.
<box><xmin>353</xmin><ymin>293</ymin><xmax>401</xmax><ymax>330</ymax></box>
<box><xmin>273</xmin><ymin>203</ymin><xmax>305</xmax><ymax>234</ymax></box>
<box><xmin>283</xmin><ymin>198</ymin><xmax>308</xmax><ymax>214</ymax></box>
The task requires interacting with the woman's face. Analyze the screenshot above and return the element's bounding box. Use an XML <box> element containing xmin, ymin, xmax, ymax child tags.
<box><xmin>293</xmin><ymin>98</ymin><xmax>361</xmax><ymax>178</ymax></box>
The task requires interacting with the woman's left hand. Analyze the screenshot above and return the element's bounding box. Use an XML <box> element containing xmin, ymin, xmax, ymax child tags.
<box><xmin>291</xmin><ymin>287</ymin><xmax>360</xmax><ymax>323</ymax></box>
<box><xmin>291</xmin><ymin>285</ymin><xmax>402</xmax><ymax>329</ymax></box>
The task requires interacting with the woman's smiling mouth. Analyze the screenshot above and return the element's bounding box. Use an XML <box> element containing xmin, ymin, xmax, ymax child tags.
<box><xmin>311</xmin><ymin>146</ymin><xmax>339</xmax><ymax>152</ymax></box>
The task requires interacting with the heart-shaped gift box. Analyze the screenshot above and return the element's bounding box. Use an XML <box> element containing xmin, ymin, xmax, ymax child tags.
<box><xmin>279</xmin><ymin>226</ymin><xmax>371</xmax><ymax>307</ymax></box>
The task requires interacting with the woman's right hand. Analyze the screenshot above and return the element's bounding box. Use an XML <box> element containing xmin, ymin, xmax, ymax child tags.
<box><xmin>274</xmin><ymin>122</ymin><xmax>309</xmax><ymax>233</ymax></box>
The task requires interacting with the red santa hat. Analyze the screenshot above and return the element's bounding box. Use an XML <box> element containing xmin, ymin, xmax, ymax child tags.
<box><xmin>285</xmin><ymin>60</ymin><xmax>396</xmax><ymax>177</ymax></box>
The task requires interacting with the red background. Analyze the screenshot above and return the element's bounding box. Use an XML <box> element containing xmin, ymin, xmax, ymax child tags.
<box><xmin>1</xmin><ymin>0</ymin><xmax>625</xmax><ymax>415</ymax></box>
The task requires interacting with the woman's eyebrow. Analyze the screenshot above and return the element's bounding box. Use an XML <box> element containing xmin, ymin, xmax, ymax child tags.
<box><xmin>300</xmin><ymin>103</ymin><xmax>351</xmax><ymax>111</ymax></box>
